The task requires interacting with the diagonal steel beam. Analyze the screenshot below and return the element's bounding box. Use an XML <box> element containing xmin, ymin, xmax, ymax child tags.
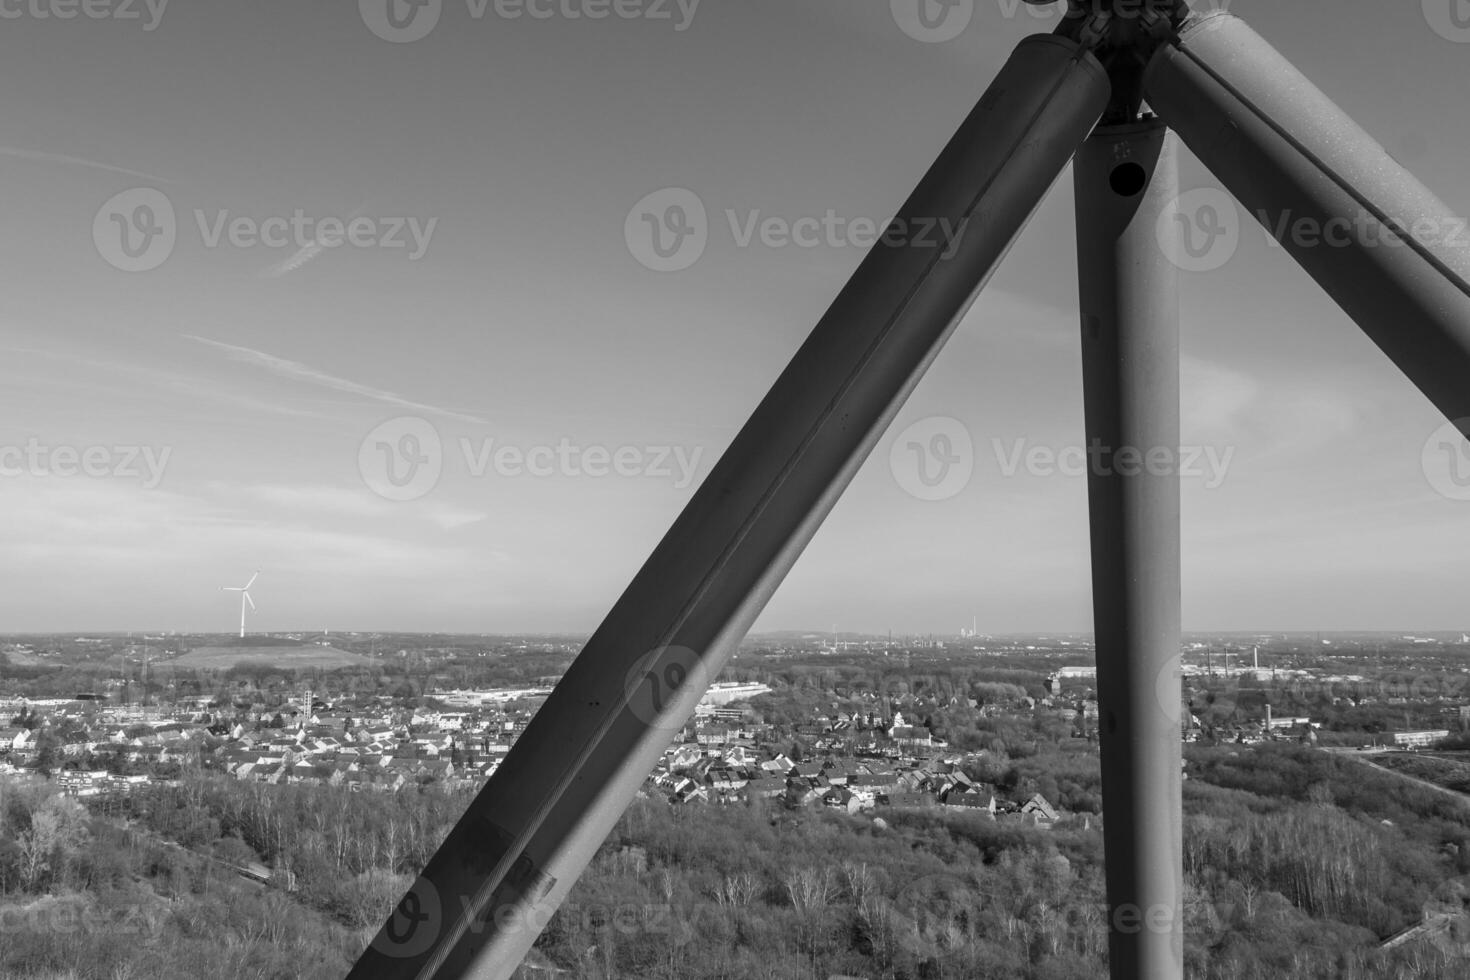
<box><xmin>1146</xmin><ymin>11</ymin><xmax>1470</xmax><ymax>437</ymax></box>
<box><xmin>350</xmin><ymin>34</ymin><xmax>1110</xmax><ymax>980</ymax></box>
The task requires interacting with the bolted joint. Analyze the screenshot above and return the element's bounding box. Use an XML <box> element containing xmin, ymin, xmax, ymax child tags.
<box><xmin>1055</xmin><ymin>0</ymin><xmax>1194</xmax><ymax>125</ymax></box>
<box><xmin>1078</xmin><ymin>10</ymin><xmax>1115</xmax><ymax>49</ymax></box>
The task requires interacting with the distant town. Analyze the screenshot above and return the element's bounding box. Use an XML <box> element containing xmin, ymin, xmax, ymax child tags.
<box><xmin>5</xmin><ymin>630</ymin><xmax>1470</xmax><ymax>818</ymax></box>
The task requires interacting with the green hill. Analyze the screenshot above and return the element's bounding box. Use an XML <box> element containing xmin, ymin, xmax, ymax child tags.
<box><xmin>168</xmin><ymin>643</ymin><xmax>375</xmax><ymax>670</ymax></box>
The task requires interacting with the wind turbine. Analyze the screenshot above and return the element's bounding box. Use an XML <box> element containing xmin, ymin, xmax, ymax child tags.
<box><xmin>351</xmin><ymin>4</ymin><xmax>1470</xmax><ymax>980</ymax></box>
<box><xmin>222</xmin><ymin>572</ymin><xmax>258</xmax><ymax>639</ymax></box>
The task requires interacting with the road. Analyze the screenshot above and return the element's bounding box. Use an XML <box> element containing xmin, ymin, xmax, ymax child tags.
<box><xmin>1326</xmin><ymin>748</ymin><xmax>1470</xmax><ymax>808</ymax></box>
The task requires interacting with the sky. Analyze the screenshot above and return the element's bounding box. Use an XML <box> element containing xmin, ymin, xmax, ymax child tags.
<box><xmin>2</xmin><ymin>0</ymin><xmax>1469</xmax><ymax>635</ymax></box>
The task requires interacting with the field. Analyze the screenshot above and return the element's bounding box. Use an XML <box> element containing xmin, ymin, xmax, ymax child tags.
<box><xmin>166</xmin><ymin>644</ymin><xmax>376</xmax><ymax>670</ymax></box>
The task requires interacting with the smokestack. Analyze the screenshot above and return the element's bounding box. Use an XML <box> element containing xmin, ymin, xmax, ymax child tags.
<box><xmin>1266</xmin><ymin>703</ymin><xmax>1272</xmax><ymax>733</ymax></box>
<box><xmin>1253</xmin><ymin>645</ymin><xmax>1259</xmax><ymax>670</ymax></box>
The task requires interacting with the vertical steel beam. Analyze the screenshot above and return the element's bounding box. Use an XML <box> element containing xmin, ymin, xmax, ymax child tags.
<box><xmin>1146</xmin><ymin>12</ymin><xmax>1470</xmax><ymax>437</ymax></box>
<box><xmin>349</xmin><ymin>35</ymin><xmax>1110</xmax><ymax>980</ymax></box>
<box><xmin>1075</xmin><ymin>118</ymin><xmax>1183</xmax><ymax>980</ymax></box>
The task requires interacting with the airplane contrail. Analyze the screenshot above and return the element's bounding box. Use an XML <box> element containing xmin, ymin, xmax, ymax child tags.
<box><xmin>262</xmin><ymin>203</ymin><xmax>370</xmax><ymax>279</ymax></box>
<box><xmin>0</xmin><ymin>147</ymin><xmax>169</xmax><ymax>183</ymax></box>
<box><xmin>184</xmin><ymin>334</ymin><xmax>489</xmax><ymax>424</ymax></box>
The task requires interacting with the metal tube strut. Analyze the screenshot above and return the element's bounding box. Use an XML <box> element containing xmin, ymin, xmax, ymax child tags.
<box><xmin>1075</xmin><ymin>118</ymin><xmax>1184</xmax><ymax>980</ymax></box>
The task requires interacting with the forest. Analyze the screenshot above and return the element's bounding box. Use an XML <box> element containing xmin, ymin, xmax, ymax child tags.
<box><xmin>2</xmin><ymin>743</ymin><xmax>1470</xmax><ymax>978</ymax></box>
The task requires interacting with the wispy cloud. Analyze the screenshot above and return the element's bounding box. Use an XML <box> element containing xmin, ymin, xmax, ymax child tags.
<box><xmin>0</xmin><ymin>146</ymin><xmax>169</xmax><ymax>183</ymax></box>
<box><xmin>263</xmin><ymin>241</ymin><xmax>329</xmax><ymax>279</ymax></box>
<box><xmin>241</xmin><ymin>483</ymin><xmax>488</xmax><ymax>530</ymax></box>
<box><xmin>261</xmin><ymin>203</ymin><xmax>368</xmax><ymax>279</ymax></box>
<box><xmin>184</xmin><ymin>334</ymin><xmax>489</xmax><ymax>424</ymax></box>
<box><xmin>1182</xmin><ymin>354</ymin><xmax>1362</xmax><ymax>458</ymax></box>
<box><xmin>4</xmin><ymin>343</ymin><xmax>346</xmax><ymax>422</ymax></box>
<box><xmin>0</xmin><ymin>480</ymin><xmax>511</xmax><ymax>606</ymax></box>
